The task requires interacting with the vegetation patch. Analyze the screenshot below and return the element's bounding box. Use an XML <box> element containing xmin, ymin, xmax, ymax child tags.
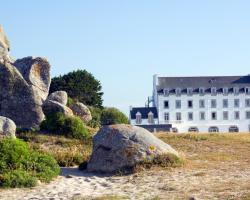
<box><xmin>40</xmin><ymin>112</ymin><xmax>90</xmax><ymax>139</ymax></box>
<box><xmin>100</xmin><ymin>107</ymin><xmax>129</xmax><ymax>125</ymax></box>
<box><xmin>17</xmin><ymin>131</ymin><xmax>92</xmax><ymax>167</ymax></box>
<box><xmin>135</xmin><ymin>153</ymin><xmax>184</xmax><ymax>171</ymax></box>
<box><xmin>0</xmin><ymin>138</ymin><xmax>60</xmax><ymax>188</ymax></box>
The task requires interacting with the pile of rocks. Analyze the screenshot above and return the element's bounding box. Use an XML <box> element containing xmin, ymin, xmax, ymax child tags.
<box><xmin>0</xmin><ymin>25</ymin><xmax>91</xmax><ymax>138</ymax></box>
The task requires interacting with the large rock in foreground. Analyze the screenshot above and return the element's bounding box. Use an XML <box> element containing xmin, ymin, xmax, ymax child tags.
<box><xmin>87</xmin><ymin>125</ymin><xmax>179</xmax><ymax>173</ymax></box>
<box><xmin>0</xmin><ymin>25</ymin><xmax>51</xmax><ymax>129</ymax></box>
<box><xmin>70</xmin><ymin>102</ymin><xmax>92</xmax><ymax>123</ymax></box>
<box><xmin>0</xmin><ymin>59</ymin><xmax>50</xmax><ymax>129</ymax></box>
<box><xmin>0</xmin><ymin>116</ymin><xmax>16</xmax><ymax>138</ymax></box>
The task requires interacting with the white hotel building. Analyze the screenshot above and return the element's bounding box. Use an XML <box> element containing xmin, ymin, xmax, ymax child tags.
<box><xmin>130</xmin><ymin>75</ymin><xmax>250</xmax><ymax>133</ymax></box>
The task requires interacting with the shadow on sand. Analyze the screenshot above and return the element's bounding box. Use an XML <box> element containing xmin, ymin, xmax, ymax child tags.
<box><xmin>60</xmin><ymin>167</ymin><xmax>112</xmax><ymax>178</ymax></box>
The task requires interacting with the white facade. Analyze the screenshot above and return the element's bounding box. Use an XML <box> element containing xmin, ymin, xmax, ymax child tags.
<box><xmin>130</xmin><ymin>117</ymin><xmax>159</xmax><ymax>126</ymax></box>
<box><xmin>153</xmin><ymin>75</ymin><xmax>250</xmax><ymax>133</ymax></box>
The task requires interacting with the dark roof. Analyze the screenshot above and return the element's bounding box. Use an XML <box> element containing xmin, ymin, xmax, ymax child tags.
<box><xmin>157</xmin><ymin>75</ymin><xmax>250</xmax><ymax>93</ymax></box>
<box><xmin>130</xmin><ymin>107</ymin><xmax>158</xmax><ymax>119</ymax></box>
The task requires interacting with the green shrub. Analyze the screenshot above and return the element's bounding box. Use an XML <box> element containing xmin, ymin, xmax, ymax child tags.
<box><xmin>0</xmin><ymin>138</ymin><xmax>60</xmax><ymax>188</ymax></box>
<box><xmin>87</xmin><ymin>106</ymin><xmax>102</xmax><ymax>128</ymax></box>
<box><xmin>67</xmin><ymin>96</ymin><xmax>76</xmax><ymax>107</ymax></box>
<box><xmin>40</xmin><ymin>112</ymin><xmax>65</xmax><ymax>132</ymax></box>
<box><xmin>40</xmin><ymin>112</ymin><xmax>90</xmax><ymax>139</ymax></box>
<box><xmin>0</xmin><ymin>170</ymin><xmax>37</xmax><ymax>188</ymax></box>
<box><xmin>100</xmin><ymin>107</ymin><xmax>129</xmax><ymax>125</ymax></box>
<box><xmin>28</xmin><ymin>151</ymin><xmax>61</xmax><ymax>182</ymax></box>
<box><xmin>63</xmin><ymin>117</ymin><xmax>89</xmax><ymax>139</ymax></box>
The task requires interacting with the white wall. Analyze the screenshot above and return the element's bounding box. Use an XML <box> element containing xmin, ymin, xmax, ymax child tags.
<box><xmin>156</xmin><ymin>92</ymin><xmax>250</xmax><ymax>133</ymax></box>
<box><xmin>130</xmin><ymin>118</ymin><xmax>159</xmax><ymax>126</ymax></box>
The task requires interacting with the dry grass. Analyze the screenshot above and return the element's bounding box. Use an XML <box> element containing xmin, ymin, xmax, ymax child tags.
<box><xmin>10</xmin><ymin>132</ymin><xmax>250</xmax><ymax>200</ymax></box>
<box><xmin>17</xmin><ymin>132</ymin><xmax>92</xmax><ymax>167</ymax></box>
<box><xmin>155</xmin><ymin>132</ymin><xmax>250</xmax><ymax>199</ymax></box>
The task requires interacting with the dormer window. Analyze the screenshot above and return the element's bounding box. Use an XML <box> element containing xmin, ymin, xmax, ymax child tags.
<box><xmin>211</xmin><ymin>87</ymin><xmax>217</xmax><ymax>95</ymax></box>
<box><xmin>187</xmin><ymin>88</ymin><xmax>193</xmax><ymax>96</ymax></box>
<box><xmin>199</xmin><ymin>87</ymin><xmax>205</xmax><ymax>95</ymax></box>
<box><xmin>223</xmin><ymin>87</ymin><xmax>228</xmax><ymax>95</ymax></box>
<box><xmin>175</xmin><ymin>88</ymin><xmax>181</xmax><ymax>96</ymax></box>
<box><xmin>233</xmin><ymin>87</ymin><xmax>239</xmax><ymax>95</ymax></box>
<box><xmin>245</xmin><ymin>87</ymin><xmax>250</xmax><ymax>95</ymax></box>
<box><xmin>163</xmin><ymin>88</ymin><xmax>169</xmax><ymax>96</ymax></box>
<box><xmin>135</xmin><ymin>112</ymin><xmax>142</xmax><ymax>124</ymax></box>
<box><xmin>148</xmin><ymin>111</ymin><xmax>154</xmax><ymax>124</ymax></box>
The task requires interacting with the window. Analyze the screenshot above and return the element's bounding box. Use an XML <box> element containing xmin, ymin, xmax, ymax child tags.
<box><xmin>208</xmin><ymin>126</ymin><xmax>219</xmax><ymax>132</ymax></box>
<box><xmin>234</xmin><ymin>99</ymin><xmax>240</xmax><ymax>108</ymax></box>
<box><xmin>187</xmin><ymin>88</ymin><xmax>193</xmax><ymax>96</ymax></box>
<box><xmin>229</xmin><ymin>126</ymin><xmax>239</xmax><ymax>133</ymax></box>
<box><xmin>188</xmin><ymin>100</ymin><xmax>193</xmax><ymax>108</ymax></box>
<box><xmin>211</xmin><ymin>87</ymin><xmax>217</xmax><ymax>95</ymax></box>
<box><xmin>164</xmin><ymin>112</ymin><xmax>169</xmax><ymax>121</ymax></box>
<box><xmin>234</xmin><ymin>87</ymin><xmax>239</xmax><ymax>95</ymax></box>
<box><xmin>245</xmin><ymin>87</ymin><xmax>250</xmax><ymax>95</ymax></box>
<box><xmin>163</xmin><ymin>88</ymin><xmax>169</xmax><ymax>96</ymax></box>
<box><xmin>223</xmin><ymin>111</ymin><xmax>228</xmax><ymax>120</ymax></box>
<box><xmin>223</xmin><ymin>99</ymin><xmax>228</xmax><ymax>108</ymax></box>
<box><xmin>176</xmin><ymin>112</ymin><xmax>182</xmax><ymax>121</ymax></box>
<box><xmin>164</xmin><ymin>101</ymin><xmax>169</xmax><ymax>109</ymax></box>
<box><xmin>234</xmin><ymin>111</ymin><xmax>240</xmax><ymax>120</ymax></box>
<box><xmin>246</xmin><ymin>99</ymin><xmax>250</xmax><ymax>107</ymax></box>
<box><xmin>135</xmin><ymin>112</ymin><xmax>142</xmax><ymax>124</ymax></box>
<box><xmin>188</xmin><ymin>127</ymin><xmax>199</xmax><ymax>132</ymax></box>
<box><xmin>246</xmin><ymin>111</ymin><xmax>250</xmax><ymax>119</ymax></box>
<box><xmin>176</xmin><ymin>88</ymin><xmax>181</xmax><ymax>96</ymax></box>
<box><xmin>223</xmin><ymin>87</ymin><xmax>228</xmax><ymax>95</ymax></box>
<box><xmin>211</xmin><ymin>112</ymin><xmax>217</xmax><ymax>120</ymax></box>
<box><xmin>148</xmin><ymin>112</ymin><xmax>154</xmax><ymax>124</ymax></box>
<box><xmin>199</xmin><ymin>100</ymin><xmax>205</xmax><ymax>108</ymax></box>
<box><xmin>200</xmin><ymin>112</ymin><xmax>205</xmax><ymax>120</ymax></box>
<box><xmin>211</xmin><ymin>99</ymin><xmax>217</xmax><ymax>108</ymax></box>
<box><xmin>199</xmin><ymin>88</ymin><xmax>205</xmax><ymax>95</ymax></box>
<box><xmin>188</xmin><ymin>112</ymin><xmax>193</xmax><ymax>121</ymax></box>
<box><xmin>175</xmin><ymin>100</ymin><xmax>181</xmax><ymax>109</ymax></box>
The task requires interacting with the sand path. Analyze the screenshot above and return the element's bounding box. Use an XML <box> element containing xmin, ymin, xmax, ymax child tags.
<box><xmin>0</xmin><ymin>164</ymin><xmax>249</xmax><ymax>200</ymax></box>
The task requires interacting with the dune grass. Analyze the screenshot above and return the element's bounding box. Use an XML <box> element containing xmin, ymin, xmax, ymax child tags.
<box><xmin>17</xmin><ymin>131</ymin><xmax>92</xmax><ymax>167</ymax></box>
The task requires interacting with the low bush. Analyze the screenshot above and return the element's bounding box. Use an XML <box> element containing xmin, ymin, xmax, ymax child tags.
<box><xmin>0</xmin><ymin>138</ymin><xmax>60</xmax><ymax>188</ymax></box>
<box><xmin>40</xmin><ymin>112</ymin><xmax>90</xmax><ymax>139</ymax></box>
<box><xmin>100</xmin><ymin>107</ymin><xmax>129</xmax><ymax>125</ymax></box>
<box><xmin>18</xmin><ymin>132</ymin><xmax>92</xmax><ymax>167</ymax></box>
<box><xmin>87</xmin><ymin>106</ymin><xmax>102</xmax><ymax>128</ymax></box>
<box><xmin>128</xmin><ymin>153</ymin><xmax>184</xmax><ymax>174</ymax></box>
<box><xmin>0</xmin><ymin>170</ymin><xmax>37</xmax><ymax>188</ymax></box>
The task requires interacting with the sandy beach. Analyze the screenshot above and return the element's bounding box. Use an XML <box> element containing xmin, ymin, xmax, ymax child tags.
<box><xmin>0</xmin><ymin>164</ymin><xmax>249</xmax><ymax>200</ymax></box>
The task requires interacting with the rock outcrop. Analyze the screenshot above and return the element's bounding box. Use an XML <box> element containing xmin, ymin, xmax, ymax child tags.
<box><xmin>0</xmin><ymin>25</ymin><xmax>51</xmax><ymax>129</ymax></box>
<box><xmin>0</xmin><ymin>25</ymin><xmax>10</xmax><ymax>63</ymax></box>
<box><xmin>70</xmin><ymin>102</ymin><xmax>92</xmax><ymax>123</ymax></box>
<box><xmin>0</xmin><ymin>116</ymin><xmax>16</xmax><ymax>138</ymax></box>
<box><xmin>87</xmin><ymin>124</ymin><xmax>179</xmax><ymax>173</ymax></box>
<box><xmin>14</xmin><ymin>57</ymin><xmax>51</xmax><ymax>101</ymax></box>
<box><xmin>47</xmin><ymin>91</ymin><xmax>68</xmax><ymax>106</ymax></box>
<box><xmin>42</xmin><ymin>100</ymin><xmax>73</xmax><ymax>117</ymax></box>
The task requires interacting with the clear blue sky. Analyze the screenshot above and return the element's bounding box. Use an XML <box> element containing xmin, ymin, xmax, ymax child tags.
<box><xmin>1</xmin><ymin>0</ymin><xmax>250</xmax><ymax>115</ymax></box>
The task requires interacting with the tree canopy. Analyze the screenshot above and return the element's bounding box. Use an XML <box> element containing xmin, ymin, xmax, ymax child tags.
<box><xmin>50</xmin><ymin>70</ymin><xmax>103</xmax><ymax>108</ymax></box>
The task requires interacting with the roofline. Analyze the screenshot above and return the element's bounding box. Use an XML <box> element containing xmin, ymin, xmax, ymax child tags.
<box><xmin>155</xmin><ymin>75</ymin><xmax>248</xmax><ymax>78</ymax></box>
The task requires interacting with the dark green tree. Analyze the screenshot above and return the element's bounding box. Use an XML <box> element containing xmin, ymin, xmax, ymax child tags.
<box><xmin>50</xmin><ymin>70</ymin><xmax>103</xmax><ymax>107</ymax></box>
